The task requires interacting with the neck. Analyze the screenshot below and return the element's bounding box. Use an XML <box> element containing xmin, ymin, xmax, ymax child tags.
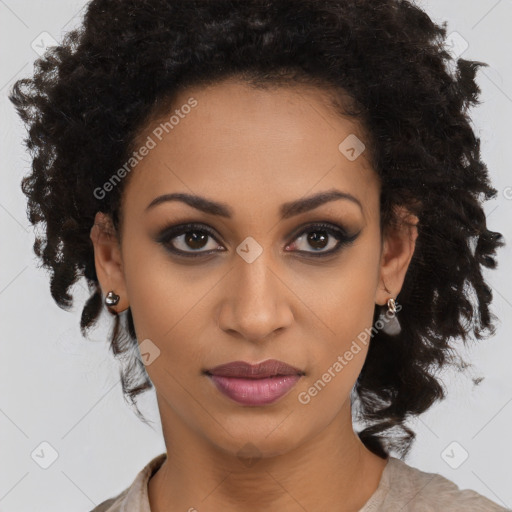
<box><xmin>148</xmin><ymin>396</ymin><xmax>388</xmax><ymax>512</ymax></box>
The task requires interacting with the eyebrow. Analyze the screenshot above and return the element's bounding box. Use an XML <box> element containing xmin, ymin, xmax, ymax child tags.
<box><xmin>145</xmin><ymin>189</ymin><xmax>363</xmax><ymax>219</ymax></box>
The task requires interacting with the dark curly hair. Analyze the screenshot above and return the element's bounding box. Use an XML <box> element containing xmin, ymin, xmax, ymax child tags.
<box><xmin>9</xmin><ymin>0</ymin><xmax>505</xmax><ymax>458</ymax></box>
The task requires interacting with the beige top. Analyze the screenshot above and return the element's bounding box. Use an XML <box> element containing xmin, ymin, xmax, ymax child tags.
<box><xmin>90</xmin><ymin>452</ymin><xmax>510</xmax><ymax>511</ymax></box>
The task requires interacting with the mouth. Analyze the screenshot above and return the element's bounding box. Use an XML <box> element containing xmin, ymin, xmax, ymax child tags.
<box><xmin>203</xmin><ymin>359</ymin><xmax>305</xmax><ymax>406</ymax></box>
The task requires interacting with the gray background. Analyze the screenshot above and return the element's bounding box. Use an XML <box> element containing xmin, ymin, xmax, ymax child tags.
<box><xmin>1</xmin><ymin>0</ymin><xmax>511</xmax><ymax>510</ymax></box>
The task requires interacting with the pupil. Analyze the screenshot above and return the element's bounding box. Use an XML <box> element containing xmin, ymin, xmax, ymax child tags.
<box><xmin>308</xmin><ymin>231</ymin><xmax>328</xmax><ymax>250</ymax></box>
<box><xmin>183</xmin><ymin>230</ymin><xmax>329</xmax><ymax>251</ymax></box>
<box><xmin>186</xmin><ymin>231</ymin><xmax>208</xmax><ymax>249</ymax></box>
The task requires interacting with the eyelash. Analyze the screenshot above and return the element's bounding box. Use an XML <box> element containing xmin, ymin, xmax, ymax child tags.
<box><xmin>155</xmin><ymin>222</ymin><xmax>360</xmax><ymax>259</ymax></box>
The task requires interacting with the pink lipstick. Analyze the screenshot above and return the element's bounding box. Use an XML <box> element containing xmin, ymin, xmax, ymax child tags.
<box><xmin>204</xmin><ymin>359</ymin><xmax>304</xmax><ymax>406</ymax></box>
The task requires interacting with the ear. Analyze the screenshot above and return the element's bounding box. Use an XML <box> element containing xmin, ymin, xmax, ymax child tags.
<box><xmin>375</xmin><ymin>205</ymin><xmax>419</xmax><ymax>306</ymax></box>
<box><xmin>89</xmin><ymin>211</ymin><xmax>130</xmax><ymax>313</ymax></box>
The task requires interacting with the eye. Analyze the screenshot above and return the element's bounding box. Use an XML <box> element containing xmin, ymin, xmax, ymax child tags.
<box><xmin>155</xmin><ymin>221</ymin><xmax>360</xmax><ymax>259</ymax></box>
<box><xmin>285</xmin><ymin>222</ymin><xmax>360</xmax><ymax>257</ymax></box>
<box><xmin>156</xmin><ymin>223</ymin><xmax>224</xmax><ymax>258</ymax></box>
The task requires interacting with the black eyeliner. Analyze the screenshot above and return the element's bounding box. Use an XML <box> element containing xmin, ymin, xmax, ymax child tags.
<box><xmin>155</xmin><ymin>221</ymin><xmax>360</xmax><ymax>259</ymax></box>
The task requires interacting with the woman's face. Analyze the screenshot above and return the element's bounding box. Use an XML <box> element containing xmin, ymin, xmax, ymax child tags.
<box><xmin>91</xmin><ymin>79</ymin><xmax>417</xmax><ymax>458</ymax></box>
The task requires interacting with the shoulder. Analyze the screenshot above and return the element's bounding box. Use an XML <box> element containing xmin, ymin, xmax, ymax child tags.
<box><xmin>89</xmin><ymin>452</ymin><xmax>167</xmax><ymax>512</ymax></box>
<box><xmin>381</xmin><ymin>457</ymin><xmax>510</xmax><ymax>511</ymax></box>
<box><xmin>89</xmin><ymin>494</ymin><xmax>125</xmax><ymax>512</ymax></box>
<box><xmin>89</xmin><ymin>489</ymin><xmax>129</xmax><ymax>512</ymax></box>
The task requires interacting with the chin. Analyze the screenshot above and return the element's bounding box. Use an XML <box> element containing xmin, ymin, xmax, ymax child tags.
<box><xmin>206</xmin><ymin>421</ymin><xmax>306</xmax><ymax>461</ymax></box>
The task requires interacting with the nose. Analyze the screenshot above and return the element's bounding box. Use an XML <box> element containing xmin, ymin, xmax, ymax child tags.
<box><xmin>216</xmin><ymin>253</ymin><xmax>294</xmax><ymax>344</ymax></box>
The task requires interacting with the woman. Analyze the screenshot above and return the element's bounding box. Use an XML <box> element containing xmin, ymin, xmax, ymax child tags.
<box><xmin>9</xmin><ymin>0</ymin><xmax>509</xmax><ymax>510</ymax></box>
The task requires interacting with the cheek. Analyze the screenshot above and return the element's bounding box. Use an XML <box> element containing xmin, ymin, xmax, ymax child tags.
<box><xmin>120</xmin><ymin>235</ymin><xmax>217</xmax><ymax>378</ymax></box>
<box><xmin>121</xmin><ymin>221</ymin><xmax>381</xmax><ymax>379</ymax></box>
<box><xmin>303</xmin><ymin>233</ymin><xmax>381</xmax><ymax>376</ymax></box>
<box><xmin>120</xmin><ymin>235</ymin><xmax>185</xmax><ymax>342</ymax></box>
<box><xmin>312</xmin><ymin>234</ymin><xmax>381</xmax><ymax>333</ymax></box>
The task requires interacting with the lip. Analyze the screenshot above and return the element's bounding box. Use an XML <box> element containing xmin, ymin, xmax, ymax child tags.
<box><xmin>204</xmin><ymin>359</ymin><xmax>305</xmax><ymax>406</ymax></box>
<box><xmin>205</xmin><ymin>359</ymin><xmax>304</xmax><ymax>378</ymax></box>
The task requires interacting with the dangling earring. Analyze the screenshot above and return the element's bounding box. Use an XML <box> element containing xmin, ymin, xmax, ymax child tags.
<box><xmin>105</xmin><ymin>290</ymin><xmax>120</xmax><ymax>306</ymax></box>
<box><xmin>380</xmin><ymin>297</ymin><xmax>401</xmax><ymax>336</ymax></box>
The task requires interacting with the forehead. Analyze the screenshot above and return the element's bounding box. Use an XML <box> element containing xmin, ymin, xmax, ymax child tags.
<box><xmin>122</xmin><ymin>79</ymin><xmax>380</xmax><ymax>221</ymax></box>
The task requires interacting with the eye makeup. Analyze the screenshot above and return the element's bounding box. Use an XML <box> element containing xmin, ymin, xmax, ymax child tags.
<box><xmin>153</xmin><ymin>220</ymin><xmax>361</xmax><ymax>260</ymax></box>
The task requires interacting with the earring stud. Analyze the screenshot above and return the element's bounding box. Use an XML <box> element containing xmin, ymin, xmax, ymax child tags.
<box><xmin>105</xmin><ymin>290</ymin><xmax>120</xmax><ymax>306</ymax></box>
<box><xmin>380</xmin><ymin>296</ymin><xmax>401</xmax><ymax>336</ymax></box>
<box><xmin>387</xmin><ymin>297</ymin><xmax>396</xmax><ymax>314</ymax></box>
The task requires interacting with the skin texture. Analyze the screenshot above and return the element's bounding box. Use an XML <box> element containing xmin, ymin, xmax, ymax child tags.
<box><xmin>90</xmin><ymin>80</ymin><xmax>418</xmax><ymax>512</ymax></box>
